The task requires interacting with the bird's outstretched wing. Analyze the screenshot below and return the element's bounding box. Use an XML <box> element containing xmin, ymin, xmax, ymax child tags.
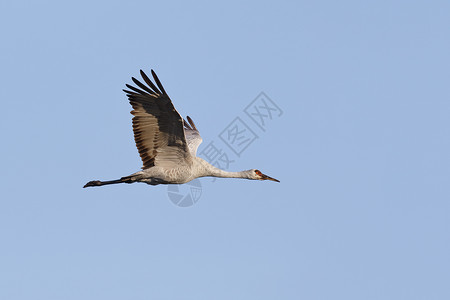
<box><xmin>183</xmin><ymin>116</ymin><xmax>203</xmax><ymax>156</ymax></box>
<box><xmin>123</xmin><ymin>70</ymin><xmax>192</xmax><ymax>169</ymax></box>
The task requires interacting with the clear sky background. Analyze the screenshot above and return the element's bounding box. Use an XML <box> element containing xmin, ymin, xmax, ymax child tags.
<box><xmin>1</xmin><ymin>1</ymin><xmax>449</xmax><ymax>299</ymax></box>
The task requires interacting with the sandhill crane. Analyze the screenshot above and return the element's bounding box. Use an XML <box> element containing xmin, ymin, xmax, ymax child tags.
<box><xmin>83</xmin><ymin>70</ymin><xmax>279</xmax><ymax>188</ymax></box>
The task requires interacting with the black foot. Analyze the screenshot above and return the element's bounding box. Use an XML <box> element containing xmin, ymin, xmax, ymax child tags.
<box><xmin>83</xmin><ymin>180</ymin><xmax>102</xmax><ymax>188</ymax></box>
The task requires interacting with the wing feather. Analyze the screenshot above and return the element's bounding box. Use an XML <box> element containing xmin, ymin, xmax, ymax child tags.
<box><xmin>123</xmin><ymin>70</ymin><xmax>192</xmax><ymax>169</ymax></box>
<box><xmin>140</xmin><ymin>70</ymin><xmax>162</xmax><ymax>94</ymax></box>
<box><xmin>183</xmin><ymin>115</ymin><xmax>203</xmax><ymax>156</ymax></box>
<box><xmin>131</xmin><ymin>77</ymin><xmax>156</xmax><ymax>95</ymax></box>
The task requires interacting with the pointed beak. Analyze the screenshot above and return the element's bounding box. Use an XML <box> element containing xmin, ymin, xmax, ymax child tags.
<box><xmin>261</xmin><ymin>173</ymin><xmax>280</xmax><ymax>183</ymax></box>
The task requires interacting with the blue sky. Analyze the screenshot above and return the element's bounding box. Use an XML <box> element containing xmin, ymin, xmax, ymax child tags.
<box><xmin>1</xmin><ymin>0</ymin><xmax>449</xmax><ymax>299</ymax></box>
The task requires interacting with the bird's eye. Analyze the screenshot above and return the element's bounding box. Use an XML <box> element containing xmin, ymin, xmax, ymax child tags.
<box><xmin>255</xmin><ymin>170</ymin><xmax>262</xmax><ymax>176</ymax></box>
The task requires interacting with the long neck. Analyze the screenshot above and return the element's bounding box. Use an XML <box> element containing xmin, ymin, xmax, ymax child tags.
<box><xmin>196</xmin><ymin>158</ymin><xmax>250</xmax><ymax>179</ymax></box>
<box><xmin>209</xmin><ymin>168</ymin><xmax>250</xmax><ymax>179</ymax></box>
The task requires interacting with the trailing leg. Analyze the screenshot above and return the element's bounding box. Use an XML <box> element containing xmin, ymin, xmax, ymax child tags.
<box><xmin>83</xmin><ymin>176</ymin><xmax>135</xmax><ymax>188</ymax></box>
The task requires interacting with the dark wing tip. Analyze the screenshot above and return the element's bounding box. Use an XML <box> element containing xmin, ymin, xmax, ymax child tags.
<box><xmin>186</xmin><ymin>116</ymin><xmax>198</xmax><ymax>131</ymax></box>
<box><xmin>123</xmin><ymin>89</ymin><xmax>138</xmax><ymax>95</ymax></box>
<box><xmin>183</xmin><ymin>118</ymin><xmax>193</xmax><ymax>130</ymax></box>
<box><xmin>139</xmin><ymin>69</ymin><xmax>147</xmax><ymax>79</ymax></box>
<box><xmin>139</xmin><ymin>69</ymin><xmax>162</xmax><ymax>95</ymax></box>
<box><xmin>150</xmin><ymin>69</ymin><xmax>168</xmax><ymax>96</ymax></box>
<box><xmin>135</xmin><ymin>76</ymin><xmax>158</xmax><ymax>94</ymax></box>
<box><xmin>124</xmin><ymin>83</ymin><xmax>148</xmax><ymax>96</ymax></box>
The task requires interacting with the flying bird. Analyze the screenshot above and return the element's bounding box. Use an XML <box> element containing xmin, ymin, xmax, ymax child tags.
<box><xmin>84</xmin><ymin>70</ymin><xmax>279</xmax><ymax>188</ymax></box>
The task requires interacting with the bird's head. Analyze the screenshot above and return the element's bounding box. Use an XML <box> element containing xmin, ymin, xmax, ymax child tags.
<box><xmin>248</xmin><ymin>169</ymin><xmax>280</xmax><ymax>182</ymax></box>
